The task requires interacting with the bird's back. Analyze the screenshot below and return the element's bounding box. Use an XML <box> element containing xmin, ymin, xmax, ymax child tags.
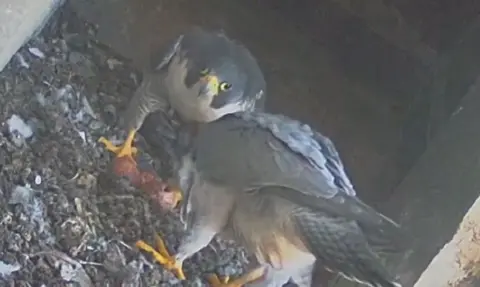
<box><xmin>192</xmin><ymin>112</ymin><xmax>404</xmax><ymax>287</ymax></box>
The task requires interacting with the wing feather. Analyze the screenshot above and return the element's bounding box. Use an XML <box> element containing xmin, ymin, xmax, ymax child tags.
<box><xmin>239</xmin><ymin>112</ymin><xmax>355</xmax><ymax>195</ymax></box>
<box><xmin>192</xmin><ymin>112</ymin><xmax>403</xmax><ymax>237</ymax></box>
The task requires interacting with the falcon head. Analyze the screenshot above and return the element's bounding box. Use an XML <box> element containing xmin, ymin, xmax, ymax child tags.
<box><xmin>160</xmin><ymin>27</ymin><xmax>266</xmax><ymax>123</ymax></box>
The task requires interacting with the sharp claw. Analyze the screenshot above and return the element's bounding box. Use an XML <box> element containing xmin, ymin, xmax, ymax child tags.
<box><xmin>136</xmin><ymin>235</ymin><xmax>186</xmax><ymax>280</ymax></box>
<box><xmin>98</xmin><ymin>129</ymin><xmax>138</xmax><ymax>157</ymax></box>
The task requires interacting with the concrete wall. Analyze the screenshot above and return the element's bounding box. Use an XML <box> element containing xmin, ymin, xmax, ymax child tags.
<box><xmin>382</xmin><ymin>75</ymin><xmax>480</xmax><ymax>286</ymax></box>
<box><xmin>0</xmin><ymin>0</ymin><xmax>63</xmax><ymax>71</ymax></box>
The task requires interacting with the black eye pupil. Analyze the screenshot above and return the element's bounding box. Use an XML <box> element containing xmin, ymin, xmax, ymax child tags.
<box><xmin>221</xmin><ymin>83</ymin><xmax>231</xmax><ymax>90</ymax></box>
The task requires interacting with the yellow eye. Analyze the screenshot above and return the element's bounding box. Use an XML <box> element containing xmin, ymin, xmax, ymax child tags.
<box><xmin>220</xmin><ymin>82</ymin><xmax>232</xmax><ymax>91</ymax></box>
<box><xmin>200</xmin><ymin>68</ymin><xmax>210</xmax><ymax>75</ymax></box>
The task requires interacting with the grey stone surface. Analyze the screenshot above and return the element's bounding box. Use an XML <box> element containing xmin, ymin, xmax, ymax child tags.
<box><xmin>382</xmin><ymin>75</ymin><xmax>480</xmax><ymax>286</ymax></box>
<box><xmin>0</xmin><ymin>0</ymin><xmax>62</xmax><ymax>71</ymax></box>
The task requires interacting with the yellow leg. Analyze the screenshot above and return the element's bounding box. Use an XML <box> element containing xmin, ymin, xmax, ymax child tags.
<box><xmin>98</xmin><ymin>129</ymin><xmax>138</xmax><ymax>158</ymax></box>
<box><xmin>207</xmin><ymin>266</ymin><xmax>266</xmax><ymax>287</ymax></box>
<box><xmin>136</xmin><ymin>234</ymin><xmax>186</xmax><ymax>280</ymax></box>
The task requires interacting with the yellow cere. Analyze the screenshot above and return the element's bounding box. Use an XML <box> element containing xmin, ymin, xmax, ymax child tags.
<box><xmin>204</xmin><ymin>74</ymin><xmax>220</xmax><ymax>94</ymax></box>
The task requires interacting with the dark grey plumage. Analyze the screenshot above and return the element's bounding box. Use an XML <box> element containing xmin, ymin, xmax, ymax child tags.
<box><xmin>294</xmin><ymin>210</ymin><xmax>400</xmax><ymax>287</ymax></box>
<box><xmin>132</xmin><ymin>27</ymin><xmax>266</xmax><ymax>164</ymax></box>
<box><xmin>149</xmin><ymin>27</ymin><xmax>266</xmax><ymax>112</ymax></box>
<box><xmin>174</xmin><ymin>111</ymin><xmax>404</xmax><ymax>287</ymax></box>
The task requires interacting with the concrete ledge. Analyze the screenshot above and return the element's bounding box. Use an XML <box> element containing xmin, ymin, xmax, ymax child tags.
<box><xmin>0</xmin><ymin>0</ymin><xmax>62</xmax><ymax>71</ymax></box>
<box><xmin>383</xmin><ymin>75</ymin><xmax>480</xmax><ymax>286</ymax></box>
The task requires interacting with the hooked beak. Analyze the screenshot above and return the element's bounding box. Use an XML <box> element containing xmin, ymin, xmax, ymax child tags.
<box><xmin>199</xmin><ymin>74</ymin><xmax>219</xmax><ymax>98</ymax></box>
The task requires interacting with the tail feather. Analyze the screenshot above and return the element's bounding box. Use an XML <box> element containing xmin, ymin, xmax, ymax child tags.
<box><xmin>264</xmin><ymin>186</ymin><xmax>410</xmax><ymax>254</ymax></box>
<box><xmin>294</xmin><ymin>211</ymin><xmax>402</xmax><ymax>287</ymax></box>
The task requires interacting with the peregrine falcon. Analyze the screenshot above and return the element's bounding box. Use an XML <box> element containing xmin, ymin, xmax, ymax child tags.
<box><xmin>136</xmin><ymin>111</ymin><xmax>405</xmax><ymax>287</ymax></box>
<box><xmin>98</xmin><ymin>26</ymin><xmax>266</xmax><ymax>180</ymax></box>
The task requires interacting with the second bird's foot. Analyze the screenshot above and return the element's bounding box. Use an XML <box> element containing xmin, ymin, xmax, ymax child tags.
<box><xmin>98</xmin><ymin>129</ymin><xmax>138</xmax><ymax>158</ymax></box>
<box><xmin>207</xmin><ymin>267</ymin><xmax>267</xmax><ymax>287</ymax></box>
<box><xmin>136</xmin><ymin>234</ymin><xmax>186</xmax><ymax>280</ymax></box>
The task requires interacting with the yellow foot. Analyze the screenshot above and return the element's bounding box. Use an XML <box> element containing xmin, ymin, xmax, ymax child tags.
<box><xmin>207</xmin><ymin>267</ymin><xmax>266</xmax><ymax>287</ymax></box>
<box><xmin>98</xmin><ymin>129</ymin><xmax>138</xmax><ymax>158</ymax></box>
<box><xmin>136</xmin><ymin>234</ymin><xmax>186</xmax><ymax>280</ymax></box>
<box><xmin>208</xmin><ymin>274</ymin><xmax>236</xmax><ymax>287</ymax></box>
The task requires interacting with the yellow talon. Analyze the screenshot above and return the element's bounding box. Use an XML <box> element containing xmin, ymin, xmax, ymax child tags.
<box><xmin>207</xmin><ymin>266</ymin><xmax>266</xmax><ymax>287</ymax></box>
<box><xmin>98</xmin><ymin>129</ymin><xmax>138</xmax><ymax>158</ymax></box>
<box><xmin>136</xmin><ymin>234</ymin><xmax>186</xmax><ymax>280</ymax></box>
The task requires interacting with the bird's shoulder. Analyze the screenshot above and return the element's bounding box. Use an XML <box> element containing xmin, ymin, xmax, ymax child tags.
<box><xmin>217</xmin><ymin>113</ymin><xmax>403</xmax><ymax>241</ymax></box>
<box><xmin>235</xmin><ymin>112</ymin><xmax>355</xmax><ymax>196</ymax></box>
